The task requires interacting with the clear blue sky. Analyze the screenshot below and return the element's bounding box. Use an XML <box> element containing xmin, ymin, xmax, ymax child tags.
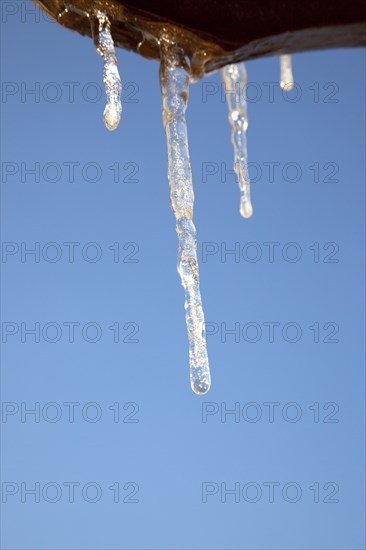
<box><xmin>1</xmin><ymin>2</ymin><xmax>365</xmax><ymax>549</ymax></box>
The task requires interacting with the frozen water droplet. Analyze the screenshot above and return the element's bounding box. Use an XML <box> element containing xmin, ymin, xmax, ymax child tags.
<box><xmin>280</xmin><ymin>54</ymin><xmax>294</xmax><ymax>91</ymax></box>
<box><xmin>95</xmin><ymin>10</ymin><xmax>122</xmax><ymax>131</ymax></box>
<box><xmin>160</xmin><ymin>36</ymin><xmax>211</xmax><ymax>395</ymax></box>
<box><xmin>222</xmin><ymin>63</ymin><xmax>253</xmax><ymax>219</ymax></box>
<box><xmin>240</xmin><ymin>197</ymin><xmax>253</xmax><ymax>218</ymax></box>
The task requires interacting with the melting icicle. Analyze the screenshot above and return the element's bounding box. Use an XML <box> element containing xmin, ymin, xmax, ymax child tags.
<box><xmin>279</xmin><ymin>54</ymin><xmax>294</xmax><ymax>91</ymax></box>
<box><xmin>160</xmin><ymin>37</ymin><xmax>211</xmax><ymax>395</ymax></box>
<box><xmin>222</xmin><ymin>63</ymin><xmax>253</xmax><ymax>218</ymax></box>
<box><xmin>94</xmin><ymin>10</ymin><xmax>122</xmax><ymax>131</ymax></box>
<box><xmin>61</xmin><ymin>4</ymin><xmax>122</xmax><ymax>130</ymax></box>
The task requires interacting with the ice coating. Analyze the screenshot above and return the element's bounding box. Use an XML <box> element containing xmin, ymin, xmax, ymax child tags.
<box><xmin>95</xmin><ymin>10</ymin><xmax>122</xmax><ymax>131</ymax></box>
<box><xmin>160</xmin><ymin>37</ymin><xmax>211</xmax><ymax>395</ymax></box>
<box><xmin>279</xmin><ymin>54</ymin><xmax>294</xmax><ymax>91</ymax></box>
<box><xmin>221</xmin><ymin>63</ymin><xmax>253</xmax><ymax>218</ymax></box>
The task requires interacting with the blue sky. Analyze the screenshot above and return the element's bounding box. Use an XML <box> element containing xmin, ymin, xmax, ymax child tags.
<box><xmin>1</xmin><ymin>2</ymin><xmax>365</xmax><ymax>549</ymax></box>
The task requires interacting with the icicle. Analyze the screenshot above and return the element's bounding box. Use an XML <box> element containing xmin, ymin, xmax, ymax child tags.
<box><xmin>279</xmin><ymin>54</ymin><xmax>294</xmax><ymax>91</ymax></box>
<box><xmin>160</xmin><ymin>37</ymin><xmax>211</xmax><ymax>395</ymax></box>
<box><xmin>221</xmin><ymin>63</ymin><xmax>253</xmax><ymax>219</ymax></box>
<box><xmin>61</xmin><ymin>5</ymin><xmax>122</xmax><ymax>131</ymax></box>
<box><xmin>94</xmin><ymin>10</ymin><xmax>122</xmax><ymax>131</ymax></box>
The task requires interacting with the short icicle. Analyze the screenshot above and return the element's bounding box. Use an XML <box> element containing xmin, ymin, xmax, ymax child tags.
<box><xmin>160</xmin><ymin>36</ymin><xmax>211</xmax><ymax>395</ymax></box>
<box><xmin>279</xmin><ymin>54</ymin><xmax>294</xmax><ymax>91</ymax></box>
<box><xmin>222</xmin><ymin>63</ymin><xmax>253</xmax><ymax>218</ymax></box>
<box><xmin>94</xmin><ymin>10</ymin><xmax>122</xmax><ymax>131</ymax></box>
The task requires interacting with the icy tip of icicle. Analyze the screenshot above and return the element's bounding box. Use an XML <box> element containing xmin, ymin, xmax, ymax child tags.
<box><xmin>280</xmin><ymin>81</ymin><xmax>294</xmax><ymax>92</ymax></box>
<box><xmin>240</xmin><ymin>198</ymin><xmax>253</xmax><ymax>218</ymax></box>
<box><xmin>103</xmin><ymin>104</ymin><xmax>121</xmax><ymax>131</ymax></box>
<box><xmin>279</xmin><ymin>54</ymin><xmax>294</xmax><ymax>91</ymax></box>
<box><xmin>191</xmin><ymin>368</ymin><xmax>211</xmax><ymax>395</ymax></box>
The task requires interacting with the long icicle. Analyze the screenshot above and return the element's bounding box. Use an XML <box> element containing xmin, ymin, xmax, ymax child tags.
<box><xmin>279</xmin><ymin>54</ymin><xmax>294</xmax><ymax>91</ymax></box>
<box><xmin>94</xmin><ymin>10</ymin><xmax>122</xmax><ymax>131</ymax></box>
<box><xmin>160</xmin><ymin>37</ymin><xmax>211</xmax><ymax>395</ymax></box>
<box><xmin>222</xmin><ymin>63</ymin><xmax>253</xmax><ymax>218</ymax></box>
